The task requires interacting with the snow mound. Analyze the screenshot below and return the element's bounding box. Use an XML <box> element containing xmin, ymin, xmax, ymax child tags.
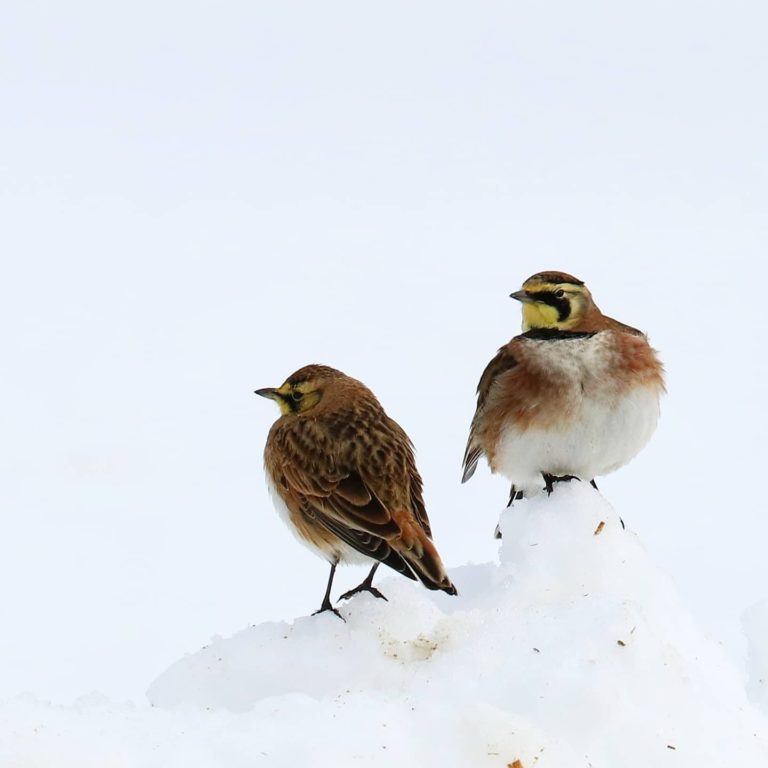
<box><xmin>3</xmin><ymin>484</ymin><xmax>766</xmax><ymax>767</ymax></box>
<box><xmin>744</xmin><ymin>600</ymin><xmax>768</xmax><ymax>714</ymax></box>
<box><xmin>143</xmin><ymin>483</ymin><xmax>767</xmax><ymax>766</ymax></box>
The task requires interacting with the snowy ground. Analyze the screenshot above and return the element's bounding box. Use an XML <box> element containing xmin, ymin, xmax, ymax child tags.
<box><xmin>4</xmin><ymin>0</ymin><xmax>768</xmax><ymax>706</ymax></box>
<box><xmin>3</xmin><ymin>483</ymin><xmax>766</xmax><ymax>767</ymax></box>
<box><xmin>744</xmin><ymin>601</ymin><xmax>768</xmax><ymax>716</ymax></box>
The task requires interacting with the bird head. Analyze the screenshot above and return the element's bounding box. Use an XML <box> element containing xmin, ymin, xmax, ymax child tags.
<box><xmin>510</xmin><ymin>271</ymin><xmax>598</xmax><ymax>331</ymax></box>
<box><xmin>255</xmin><ymin>364</ymin><xmax>344</xmax><ymax>415</ymax></box>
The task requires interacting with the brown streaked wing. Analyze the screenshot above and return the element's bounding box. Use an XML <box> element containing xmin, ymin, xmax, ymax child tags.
<box><xmin>408</xmin><ymin>467</ymin><xmax>431</xmax><ymax>538</ymax></box>
<box><xmin>274</xmin><ymin>397</ymin><xmax>433</xmax><ymax>566</ymax></box>
<box><xmin>280</xmin><ymin>462</ymin><xmax>343</xmax><ymax>497</ymax></box>
<box><xmin>338</xmin><ymin>410</ymin><xmax>434</xmax><ymax>539</ymax></box>
<box><xmin>301</xmin><ymin>498</ymin><xmax>417</xmax><ymax>581</ymax></box>
<box><xmin>376</xmin><ymin>416</ymin><xmax>433</xmax><ymax>538</ymax></box>
<box><xmin>462</xmin><ymin>344</ymin><xmax>519</xmax><ymax>482</ymax></box>
<box><xmin>274</xmin><ymin>445</ymin><xmax>402</xmax><ymax>539</ymax></box>
<box><xmin>268</xmin><ymin>418</ymin><xmax>343</xmax><ymax>497</ymax></box>
<box><xmin>307</xmin><ymin>471</ymin><xmax>400</xmax><ymax>534</ymax></box>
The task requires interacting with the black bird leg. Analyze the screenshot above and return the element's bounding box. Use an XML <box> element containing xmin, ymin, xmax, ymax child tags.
<box><xmin>585</xmin><ymin>477</ymin><xmax>623</xmax><ymax>526</ymax></box>
<box><xmin>542</xmin><ymin>473</ymin><xmax>580</xmax><ymax>495</ymax></box>
<box><xmin>587</xmin><ymin>478</ymin><xmax>624</xmax><ymax>527</ymax></box>
<box><xmin>339</xmin><ymin>562</ymin><xmax>387</xmax><ymax>602</ymax></box>
<box><xmin>313</xmin><ymin>561</ymin><xmax>345</xmax><ymax>620</ymax></box>
<box><xmin>506</xmin><ymin>484</ymin><xmax>523</xmax><ymax>507</ymax></box>
<box><xmin>498</xmin><ymin>485</ymin><xmax>524</xmax><ymax>539</ymax></box>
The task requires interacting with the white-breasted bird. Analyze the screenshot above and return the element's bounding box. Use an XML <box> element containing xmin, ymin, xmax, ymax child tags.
<box><xmin>462</xmin><ymin>271</ymin><xmax>665</xmax><ymax>503</ymax></box>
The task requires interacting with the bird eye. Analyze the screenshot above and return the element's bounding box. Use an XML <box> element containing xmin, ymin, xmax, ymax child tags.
<box><xmin>554</xmin><ymin>289</ymin><xmax>565</xmax><ymax>298</ymax></box>
<box><xmin>291</xmin><ymin>390</ymin><xmax>304</xmax><ymax>402</ymax></box>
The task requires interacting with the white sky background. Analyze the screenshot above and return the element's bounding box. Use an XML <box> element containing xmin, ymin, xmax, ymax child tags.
<box><xmin>1</xmin><ymin>1</ymin><xmax>767</xmax><ymax>703</ymax></box>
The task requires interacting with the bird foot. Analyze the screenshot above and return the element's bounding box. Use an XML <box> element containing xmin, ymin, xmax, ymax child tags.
<box><xmin>543</xmin><ymin>474</ymin><xmax>580</xmax><ymax>495</ymax></box>
<box><xmin>338</xmin><ymin>584</ymin><xmax>388</xmax><ymax>602</ymax></box>
<box><xmin>312</xmin><ymin>603</ymin><xmax>346</xmax><ymax>621</ymax></box>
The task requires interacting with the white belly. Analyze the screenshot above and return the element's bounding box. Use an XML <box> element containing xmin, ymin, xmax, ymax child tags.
<box><xmin>495</xmin><ymin>385</ymin><xmax>661</xmax><ymax>495</ymax></box>
<box><xmin>265</xmin><ymin>474</ymin><xmax>371</xmax><ymax>566</ymax></box>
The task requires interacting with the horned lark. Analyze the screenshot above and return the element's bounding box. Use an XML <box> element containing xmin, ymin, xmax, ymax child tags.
<box><xmin>256</xmin><ymin>364</ymin><xmax>457</xmax><ymax>617</ymax></box>
<box><xmin>462</xmin><ymin>271</ymin><xmax>665</xmax><ymax>501</ymax></box>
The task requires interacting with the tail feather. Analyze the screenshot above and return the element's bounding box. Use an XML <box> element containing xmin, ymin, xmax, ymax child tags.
<box><xmin>394</xmin><ymin>528</ymin><xmax>457</xmax><ymax>596</ymax></box>
<box><xmin>462</xmin><ymin>443</ymin><xmax>483</xmax><ymax>484</ymax></box>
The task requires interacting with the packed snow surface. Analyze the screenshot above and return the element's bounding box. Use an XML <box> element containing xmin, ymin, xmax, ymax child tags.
<box><xmin>3</xmin><ymin>483</ymin><xmax>766</xmax><ymax>767</ymax></box>
<box><xmin>744</xmin><ymin>600</ymin><xmax>768</xmax><ymax>715</ymax></box>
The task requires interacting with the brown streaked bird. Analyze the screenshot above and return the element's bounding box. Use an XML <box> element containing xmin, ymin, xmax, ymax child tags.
<box><xmin>256</xmin><ymin>364</ymin><xmax>457</xmax><ymax>618</ymax></box>
<box><xmin>462</xmin><ymin>271</ymin><xmax>665</xmax><ymax>508</ymax></box>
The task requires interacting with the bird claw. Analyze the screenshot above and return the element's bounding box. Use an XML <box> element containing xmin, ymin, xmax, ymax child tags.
<box><xmin>543</xmin><ymin>474</ymin><xmax>580</xmax><ymax>495</ymax></box>
<box><xmin>339</xmin><ymin>585</ymin><xmax>388</xmax><ymax>602</ymax></box>
<box><xmin>312</xmin><ymin>604</ymin><xmax>346</xmax><ymax>621</ymax></box>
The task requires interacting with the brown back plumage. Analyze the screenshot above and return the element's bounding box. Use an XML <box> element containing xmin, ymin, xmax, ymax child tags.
<box><xmin>265</xmin><ymin>366</ymin><xmax>456</xmax><ymax>595</ymax></box>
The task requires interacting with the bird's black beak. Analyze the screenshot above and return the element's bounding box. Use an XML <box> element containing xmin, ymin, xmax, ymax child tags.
<box><xmin>254</xmin><ymin>387</ymin><xmax>281</xmax><ymax>401</ymax></box>
<box><xmin>509</xmin><ymin>289</ymin><xmax>534</xmax><ymax>303</ymax></box>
